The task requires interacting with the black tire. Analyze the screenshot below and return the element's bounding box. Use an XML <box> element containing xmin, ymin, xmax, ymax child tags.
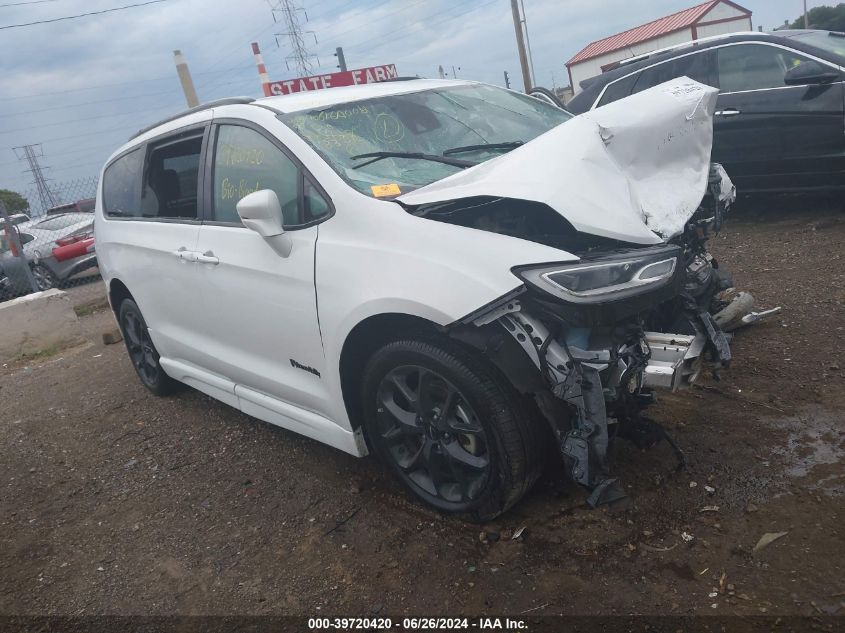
<box><xmin>362</xmin><ymin>336</ymin><xmax>545</xmax><ymax>521</ymax></box>
<box><xmin>118</xmin><ymin>298</ymin><xmax>180</xmax><ymax>396</ymax></box>
<box><xmin>30</xmin><ymin>264</ymin><xmax>58</xmax><ymax>291</ymax></box>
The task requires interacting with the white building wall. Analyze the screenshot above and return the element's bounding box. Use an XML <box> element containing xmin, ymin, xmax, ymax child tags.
<box><xmin>698</xmin><ymin>2</ymin><xmax>748</xmax><ymax>21</ymax></box>
<box><xmin>696</xmin><ymin>16</ymin><xmax>752</xmax><ymax>39</ymax></box>
<box><xmin>569</xmin><ymin>28</ymin><xmax>693</xmax><ymax>92</ymax></box>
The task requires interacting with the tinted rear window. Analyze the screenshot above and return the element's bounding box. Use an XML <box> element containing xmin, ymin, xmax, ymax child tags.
<box><xmin>597</xmin><ymin>73</ymin><xmax>638</xmax><ymax>107</ymax></box>
<box><xmin>630</xmin><ymin>51</ymin><xmax>713</xmax><ymax>95</ymax></box>
<box><xmin>102</xmin><ymin>148</ymin><xmax>144</xmax><ymax>218</ymax></box>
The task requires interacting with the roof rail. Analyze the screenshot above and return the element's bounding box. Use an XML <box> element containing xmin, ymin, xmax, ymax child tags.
<box><xmin>129</xmin><ymin>97</ymin><xmax>256</xmax><ymax>141</ymax></box>
<box><xmin>609</xmin><ymin>31</ymin><xmax>765</xmax><ymax>71</ymax></box>
<box><xmin>381</xmin><ymin>76</ymin><xmax>424</xmax><ymax>82</ymax></box>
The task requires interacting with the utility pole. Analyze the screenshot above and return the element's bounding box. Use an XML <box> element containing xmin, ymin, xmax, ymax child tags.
<box><xmin>503</xmin><ymin>70</ymin><xmax>511</xmax><ymax>89</ymax></box>
<box><xmin>269</xmin><ymin>0</ymin><xmax>319</xmax><ymax>75</ymax></box>
<box><xmin>510</xmin><ymin>0</ymin><xmax>532</xmax><ymax>92</ymax></box>
<box><xmin>334</xmin><ymin>46</ymin><xmax>347</xmax><ymax>72</ymax></box>
<box><xmin>173</xmin><ymin>50</ymin><xmax>199</xmax><ymax>107</ymax></box>
<box><xmin>804</xmin><ymin>0</ymin><xmax>809</xmax><ymax>28</ymax></box>
<box><xmin>451</xmin><ymin>65</ymin><xmax>460</xmax><ymax>79</ymax></box>
<box><xmin>13</xmin><ymin>144</ymin><xmax>58</xmax><ymax>214</ymax></box>
<box><xmin>519</xmin><ymin>0</ymin><xmax>537</xmax><ymax>88</ymax></box>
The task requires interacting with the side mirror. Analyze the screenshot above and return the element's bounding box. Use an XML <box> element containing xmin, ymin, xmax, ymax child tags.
<box><xmin>236</xmin><ymin>189</ymin><xmax>292</xmax><ymax>257</ymax></box>
<box><xmin>784</xmin><ymin>60</ymin><xmax>840</xmax><ymax>86</ymax></box>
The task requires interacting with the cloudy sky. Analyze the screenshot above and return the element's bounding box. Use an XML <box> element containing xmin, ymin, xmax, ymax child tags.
<box><xmin>0</xmin><ymin>0</ymin><xmax>817</xmax><ymax>199</ymax></box>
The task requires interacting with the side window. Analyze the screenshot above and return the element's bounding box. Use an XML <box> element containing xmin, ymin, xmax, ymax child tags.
<box><xmin>0</xmin><ymin>232</ymin><xmax>34</xmax><ymax>253</ymax></box>
<box><xmin>303</xmin><ymin>178</ymin><xmax>331</xmax><ymax>223</ymax></box>
<box><xmin>718</xmin><ymin>44</ymin><xmax>813</xmax><ymax>93</ymax></box>
<box><xmin>140</xmin><ymin>134</ymin><xmax>202</xmax><ymax>220</ymax></box>
<box><xmin>213</xmin><ymin>125</ymin><xmax>301</xmax><ymax>226</ymax></box>
<box><xmin>631</xmin><ymin>52</ymin><xmax>713</xmax><ymax>95</ymax></box>
<box><xmin>102</xmin><ymin>148</ymin><xmax>143</xmax><ymax>218</ymax></box>
<box><xmin>597</xmin><ymin>73</ymin><xmax>638</xmax><ymax>107</ymax></box>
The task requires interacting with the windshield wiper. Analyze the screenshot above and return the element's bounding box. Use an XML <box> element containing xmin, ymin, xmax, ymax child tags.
<box><xmin>442</xmin><ymin>141</ymin><xmax>524</xmax><ymax>156</ymax></box>
<box><xmin>350</xmin><ymin>151</ymin><xmax>477</xmax><ymax>169</ymax></box>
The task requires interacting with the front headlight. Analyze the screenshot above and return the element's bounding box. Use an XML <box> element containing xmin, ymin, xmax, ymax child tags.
<box><xmin>513</xmin><ymin>246</ymin><xmax>681</xmax><ymax>304</ymax></box>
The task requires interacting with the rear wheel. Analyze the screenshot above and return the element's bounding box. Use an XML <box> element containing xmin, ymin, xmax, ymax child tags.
<box><xmin>362</xmin><ymin>337</ymin><xmax>545</xmax><ymax>521</ymax></box>
<box><xmin>118</xmin><ymin>299</ymin><xmax>180</xmax><ymax>396</ymax></box>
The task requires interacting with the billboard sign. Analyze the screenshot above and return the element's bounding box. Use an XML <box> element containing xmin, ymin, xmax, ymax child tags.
<box><xmin>266</xmin><ymin>64</ymin><xmax>399</xmax><ymax>96</ymax></box>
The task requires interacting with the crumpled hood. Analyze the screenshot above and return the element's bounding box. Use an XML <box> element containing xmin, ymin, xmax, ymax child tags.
<box><xmin>398</xmin><ymin>78</ymin><xmax>720</xmax><ymax>243</ymax></box>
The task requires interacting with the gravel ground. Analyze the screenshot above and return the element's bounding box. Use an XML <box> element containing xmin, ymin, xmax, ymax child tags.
<box><xmin>1</xmin><ymin>199</ymin><xmax>843</xmax><ymax>617</ymax></box>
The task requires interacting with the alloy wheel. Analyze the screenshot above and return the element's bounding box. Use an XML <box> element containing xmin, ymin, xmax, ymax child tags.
<box><xmin>31</xmin><ymin>266</ymin><xmax>55</xmax><ymax>291</ymax></box>
<box><xmin>122</xmin><ymin>310</ymin><xmax>159</xmax><ymax>385</ymax></box>
<box><xmin>375</xmin><ymin>365</ymin><xmax>491</xmax><ymax>504</ymax></box>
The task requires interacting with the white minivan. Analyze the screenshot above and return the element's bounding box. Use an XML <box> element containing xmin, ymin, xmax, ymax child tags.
<box><xmin>96</xmin><ymin>78</ymin><xmax>732</xmax><ymax>519</ymax></box>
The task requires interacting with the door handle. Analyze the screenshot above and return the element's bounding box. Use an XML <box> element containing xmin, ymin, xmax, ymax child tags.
<box><xmin>195</xmin><ymin>250</ymin><xmax>219</xmax><ymax>265</ymax></box>
<box><xmin>173</xmin><ymin>247</ymin><xmax>197</xmax><ymax>262</ymax></box>
<box><xmin>714</xmin><ymin>108</ymin><xmax>741</xmax><ymax>117</ymax></box>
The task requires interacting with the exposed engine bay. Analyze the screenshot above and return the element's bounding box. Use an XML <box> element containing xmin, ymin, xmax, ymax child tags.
<box><xmin>394</xmin><ymin>79</ymin><xmax>780</xmax><ymax>506</ymax></box>
<box><xmin>423</xmin><ymin>164</ymin><xmax>777</xmax><ymax>507</ymax></box>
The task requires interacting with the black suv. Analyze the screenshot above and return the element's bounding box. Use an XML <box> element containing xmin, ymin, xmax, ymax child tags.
<box><xmin>567</xmin><ymin>31</ymin><xmax>845</xmax><ymax>194</ymax></box>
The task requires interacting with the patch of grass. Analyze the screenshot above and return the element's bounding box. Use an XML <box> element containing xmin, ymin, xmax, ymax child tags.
<box><xmin>73</xmin><ymin>297</ymin><xmax>109</xmax><ymax>317</ymax></box>
<box><xmin>17</xmin><ymin>344</ymin><xmax>61</xmax><ymax>363</ymax></box>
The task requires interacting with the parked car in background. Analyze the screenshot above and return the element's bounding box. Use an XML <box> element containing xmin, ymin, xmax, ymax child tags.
<box><xmin>567</xmin><ymin>30</ymin><xmax>845</xmax><ymax>194</ymax></box>
<box><xmin>1</xmin><ymin>213</ymin><xmax>30</xmax><ymax>226</ymax></box>
<box><xmin>96</xmin><ymin>78</ymin><xmax>737</xmax><ymax>519</ymax></box>
<box><xmin>0</xmin><ymin>212</ymin><xmax>96</xmax><ymax>297</ymax></box>
<box><xmin>45</xmin><ymin>197</ymin><xmax>96</xmax><ymax>216</ymax></box>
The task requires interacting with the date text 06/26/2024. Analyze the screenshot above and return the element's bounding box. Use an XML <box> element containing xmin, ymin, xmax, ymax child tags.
<box><xmin>308</xmin><ymin>617</ymin><xmax>529</xmax><ymax>630</ymax></box>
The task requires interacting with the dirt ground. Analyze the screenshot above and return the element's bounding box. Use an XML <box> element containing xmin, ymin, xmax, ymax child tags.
<box><xmin>1</xmin><ymin>198</ymin><xmax>843</xmax><ymax>618</ymax></box>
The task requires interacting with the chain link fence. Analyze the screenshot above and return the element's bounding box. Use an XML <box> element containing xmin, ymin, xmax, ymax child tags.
<box><xmin>1</xmin><ymin>175</ymin><xmax>106</xmax><ymax>312</ymax></box>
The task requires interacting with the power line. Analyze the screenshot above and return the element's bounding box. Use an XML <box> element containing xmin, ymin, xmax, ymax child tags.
<box><xmin>0</xmin><ymin>87</ymin><xmax>179</xmax><ymax>118</ymax></box>
<box><xmin>0</xmin><ymin>63</ymin><xmax>253</xmax><ymax>103</ymax></box>
<box><xmin>0</xmin><ymin>140</ymin><xmax>123</xmax><ymax>168</ymax></box>
<box><xmin>344</xmin><ymin>0</ymin><xmax>497</xmax><ymax>61</ymax></box>
<box><xmin>0</xmin><ymin>99</ymin><xmax>186</xmax><ymax>135</ymax></box>
<box><xmin>0</xmin><ymin>0</ymin><xmax>171</xmax><ymax>30</ymax></box>
<box><xmin>0</xmin><ymin>74</ymin><xmax>262</xmax><ymax>166</ymax></box>
<box><xmin>0</xmin><ymin>0</ymin><xmax>65</xmax><ymax>8</ymax></box>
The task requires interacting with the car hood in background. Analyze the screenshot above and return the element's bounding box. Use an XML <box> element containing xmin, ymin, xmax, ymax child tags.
<box><xmin>398</xmin><ymin>78</ymin><xmax>720</xmax><ymax>243</ymax></box>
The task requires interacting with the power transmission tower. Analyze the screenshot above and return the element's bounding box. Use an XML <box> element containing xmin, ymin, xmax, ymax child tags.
<box><xmin>13</xmin><ymin>144</ymin><xmax>59</xmax><ymax>213</ymax></box>
<box><xmin>268</xmin><ymin>0</ymin><xmax>319</xmax><ymax>75</ymax></box>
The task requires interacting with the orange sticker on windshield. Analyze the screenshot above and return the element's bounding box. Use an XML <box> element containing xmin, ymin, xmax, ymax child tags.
<box><xmin>371</xmin><ymin>183</ymin><xmax>401</xmax><ymax>197</ymax></box>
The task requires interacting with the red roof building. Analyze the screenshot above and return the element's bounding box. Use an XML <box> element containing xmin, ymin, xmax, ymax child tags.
<box><xmin>566</xmin><ymin>1</ymin><xmax>752</xmax><ymax>92</ymax></box>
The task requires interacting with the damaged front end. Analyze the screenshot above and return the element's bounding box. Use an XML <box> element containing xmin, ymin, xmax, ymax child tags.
<box><xmin>449</xmin><ymin>238</ymin><xmax>726</xmax><ymax>507</ymax></box>
<box><xmin>398</xmin><ymin>79</ymin><xmax>759</xmax><ymax>505</ymax></box>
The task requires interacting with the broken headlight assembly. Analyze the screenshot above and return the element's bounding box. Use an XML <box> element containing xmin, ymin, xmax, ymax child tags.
<box><xmin>512</xmin><ymin>246</ymin><xmax>684</xmax><ymax>325</ymax></box>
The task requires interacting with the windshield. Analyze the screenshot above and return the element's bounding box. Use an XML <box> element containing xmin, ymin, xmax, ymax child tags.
<box><xmin>33</xmin><ymin>214</ymin><xmax>88</xmax><ymax>231</ymax></box>
<box><xmin>279</xmin><ymin>84</ymin><xmax>572</xmax><ymax>197</ymax></box>
<box><xmin>788</xmin><ymin>31</ymin><xmax>845</xmax><ymax>60</ymax></box>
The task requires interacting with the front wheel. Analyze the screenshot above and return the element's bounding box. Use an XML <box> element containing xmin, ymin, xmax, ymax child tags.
<box><xmin>118</xmin><ymin>298</ymin><xmax>180</xmax><ymax>396</ymax></box>
<box><xmin>362</xmin><ymin>337</ymin><xmax>545</xmax><ymax>521</ymax></box>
